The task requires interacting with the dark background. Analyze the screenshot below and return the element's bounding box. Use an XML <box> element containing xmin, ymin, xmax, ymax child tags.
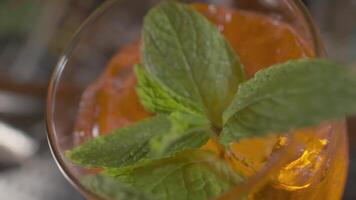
<box><xmin>0</xmin><ymin>0</ymin><xmax>355</xmax><ymax>199</ymax></box>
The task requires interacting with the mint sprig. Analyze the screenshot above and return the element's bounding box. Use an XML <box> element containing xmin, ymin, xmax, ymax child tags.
<box><xmin>81</xmin><ymin>174</ymin><xmax>154</xmax><ymax>200</ymax></box>
<box><xmin>66</xmin><ymin>113</ymin><xmax>211</xmax><ymax>168</ymax></box>
<box><xmin>135</xmin><ymin>64</ymin><xmax>201</xmax><ymax>114</ymax></box>
<box><xmin>66</xmin><ymin>115</ymin><xmax>171</xmax><ymax>168</ymax></box>
<box><xmin>142</xmin><ymin>1</ymin><xmax>245</xmax><ymax>126</ymax></box>
<box><xmin>105</xmin><ymin>150</ymin><xmax>243</xmax><ymax>200</ymax></box>
<box><xmin>149</xmin><ymin>112</ymin><xmax>211</xmax><ymax>156</ymax></box>
<box><xmin>66</xmin><ymin>1</ymin><xmax>356</xmax><ymax>200</ymax></box>
<box><xmin>220</xmin><ymin>59</ymin><xmax>356</xmax><ymax>145</ymax></box>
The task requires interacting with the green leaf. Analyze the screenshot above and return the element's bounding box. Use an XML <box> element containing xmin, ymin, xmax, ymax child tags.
<box><xmin>142</xmin><ymin>1</ymin><xmax>244</xmax><ymax>126</ymax></box>
<box><xmin>135</xmin><ymin>64</ymin><xmax>201</xmax><ymax>114</ymax></box>
<box><xmin>106</xmin><ymin>150</ymin><xmax>244</xmax><ymax>200</ymax></box>
<box><xmin>66</xmin><ymin>115</ymin><xmax>171</xmax><ymax>168</ymax></box>
<box><xmin>149</xmin><ymin>112</ymin><xmax>211</xmax><ymax>156</ymax></box>
<box><xmin>221</xmin><ymin>59</ymin><xmax>356</xmax><ymax>145</ymax></box>
<box><xmin>81</xmin><ymin>174</ymin><xmax>154</xmax><ymax>200</ymax></box>
<box><xmin>169</xmin><ymin>111</ymin><xmax>210</xmax><ymax>131</ymax></box>
<box><xmin>66</xmin><ymin>113</ymin><xmax>211</xmax><ymax>168</ymax></box>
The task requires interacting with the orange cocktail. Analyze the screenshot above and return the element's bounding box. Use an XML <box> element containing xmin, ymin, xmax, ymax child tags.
<box><xmin>72</xmin><ymin>3</ymin><xmax>348</xmax><ymax>200</ymax></box>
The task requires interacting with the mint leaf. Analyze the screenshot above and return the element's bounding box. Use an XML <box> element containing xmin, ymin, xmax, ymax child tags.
<box><xmin>106</xmin><ymin>150</ymin><xmax>244</xmax><ymax>200</ymax></box>
<box><xmin>81</xmin><ymin>174</ymin><xmax>153</xmax><ymax>200</ymax></box>
<box><xmin>221</xmin><ymin>59</ymin><xmax>356</xmax><ymax>145</ymax></box>
<box><xmin>151</xmin><ymin>128</ymin><xmax>211</xmax><ymax>157</ymax></box>
<box><xmin>169</xmin><ymin>111</ymin><xmax>210</xmax><ymax>131</ymax></box>
<box><xmin>135</xmin><ymin>65</ymin><xmax>201</xmax><ymax>114</ymax></box>
<box><xmin>149</xmin><ymin>112</ymin><xmax>211</xmax><ymax>156</ymax></box>
<box><xmin>66</xmin><ymin>115</ymin><xmax>171</xmax><ymax>168</ymax></box>
<box><xmin>142</xmin><ymin>1</ymin><xmax>244</xmax><ymax>126</ymax></box>
<box><xmin>66</xmin><ymin>113</ymin><xmax>211</xmax><ymax>168</ymax></box>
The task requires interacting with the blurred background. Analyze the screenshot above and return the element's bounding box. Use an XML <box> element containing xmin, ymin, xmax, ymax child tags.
<box><xmin>0</xmin><ymin>0</ymin><xmax>355</xmax><ymax>199</ymax></box>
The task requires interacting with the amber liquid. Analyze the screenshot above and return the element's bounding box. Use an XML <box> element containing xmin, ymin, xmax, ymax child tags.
<box><xmin>73</xmin><ymin>4</ymin><xmax>348</xmax><ymax>200</ymax></box>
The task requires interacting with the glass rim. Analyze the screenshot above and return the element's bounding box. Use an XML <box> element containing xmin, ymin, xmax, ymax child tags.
<box><xmin>46</xmin><ymin>0</ymin><xmax>327</xmax><ymax>199</ymax></box>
